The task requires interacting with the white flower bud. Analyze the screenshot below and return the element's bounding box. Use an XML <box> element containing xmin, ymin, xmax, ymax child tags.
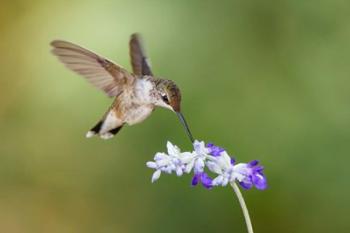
<box><xmin>146</xmin><ymin>162</ymin><xmax>157</xmax><ymax>169</ymax></box>
<box><xmin>151</xmin><ymin>170</ymin><xmax>161</xmax><ymax>183</ymax></box>
<box><xmin>176</xmin><ymin>167</ymin><xmax>183</xmax><ymax>176</ymax></box>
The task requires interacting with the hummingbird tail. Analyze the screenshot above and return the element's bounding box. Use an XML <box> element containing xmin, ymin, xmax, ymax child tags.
<box><xmin>86</xmin><ymin>120</ymin><xmax>124</xmax><ymax>139</ymax></box>
<box><xmin>86</xmin><ymin>120</ymin><xmax>102</xmax><ymax>138</ymax></box>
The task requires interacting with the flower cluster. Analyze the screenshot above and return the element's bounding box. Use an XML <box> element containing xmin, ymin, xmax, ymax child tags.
<box><xmin>147</xmin><ymin>140</ymin><xmax>267</xmax><ymax>190</ymax></box>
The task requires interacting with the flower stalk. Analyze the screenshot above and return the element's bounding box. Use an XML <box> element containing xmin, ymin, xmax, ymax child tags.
<box><xmin>231</xmin><ymin>182</ymin><xmax>254</xmax><ymax>233</ymax></box>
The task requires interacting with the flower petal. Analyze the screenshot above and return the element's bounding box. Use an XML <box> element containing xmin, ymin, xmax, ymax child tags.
<box><xmin>151</xmin><ymin>170</ymin><xmax>161</xmax><ymax>183</ymax></box>
<box><xmin>206</xmin><ymin>161</ymin><xmax>222</xmax><ymax>174</ymax></box>
<box><xmin>176</xmin><ymin>167</ymin><xmax>183</xmax><ymax>176</ymax></box>
<box><xmin>252</xmin><ymin>172</ymin><xmax>267</xmax><ymax>190</ymax></box>
<box><xmin>248</xmin><ymin>160</ymin><xmax>259</xmax><ymax>167</ymax></box>
<box><xmin>180</xmin><ymin>152</ymin><xmax>195</xmax><ymax>163</ymax></box>
<box><xmin>185</xmin><ymin>159</ymin><xmax>195</xmax><ymax>173</ymax></box>
<box><xmin>156</xmin><ymin>159</ymin><xmax>170</xmax><ymax>167</ymax></box>
<box><xmin>221</xmin><ymin>177</ymin><xmax>229</xmax><ymax>186</ymax></box>
<box><xmin>167</xmin><ymin>141</ymin><xmax>180</xmax><ymax>156</ymax></box>
<box><xmin>239</xmin><ymin>180</ymin><xmax>253</xmax><ymax>190</ymax></box>
<box><xmin>215</xmin><ymin>152</ymin><xmax>232</xmax><ymax>170</ymax></box>
<box><xmin>164</xmin><ymin>166</ymin><xmax>173</xmax><ymax>174</ymax></box>
<box><xmin>206</xmin><ymin>142</ymin><xmax>225</xmax><ymax>156</ymax></box>
<box><xmin>212</xmin><ymin>175</ymin><xmax>224</xmax><ymax>186</ymax></box>
<box><xmin>191</xmin><ymin>173</ymin><xmax>200</xmax><ymax>186</ymax></box>
<box><xmin>154</xmin><ymin>152</ymin><xmax>167</xmax><ymax>161</ymax></box>
<box><xmin>193</xmin><ymin>140</ymin><xmax>208</xmax><ymax>155</ymax></box>
<box><xmin>194</xmin><ymin>158</ymin><xmax>205</xmax><ymax>173</ymax></box>
<box><xmin>200</xmin><ymin>173</ymin><xmax>213</xmax><ymax>189</ymax></box>
<box><xmin>146</xmin><ymin>161</ymin><xmax>157</xmax><ymax>169</ymax></box>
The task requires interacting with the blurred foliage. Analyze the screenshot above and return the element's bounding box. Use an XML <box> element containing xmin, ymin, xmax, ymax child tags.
<box><xmin>1</xmin><ymin>0</ymin><xmax>350</xmax><ymax>232</ymax></box>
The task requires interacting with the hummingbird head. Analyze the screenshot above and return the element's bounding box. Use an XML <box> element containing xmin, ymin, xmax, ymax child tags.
<box><xmin>155</xmin><ymin>79</ymin><xmax>181</xmax><ymax>112</ymax></box>
<box><xmin>155</xmin><ymin>79</ymin><xmax>194</xmax><ymax>142</ymax></box>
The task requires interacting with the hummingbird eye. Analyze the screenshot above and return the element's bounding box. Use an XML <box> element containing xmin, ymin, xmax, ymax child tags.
<box><xmin>161</xmin><ymin>94</ymin><xmax>169</xmax><ymax>104</ymax></box>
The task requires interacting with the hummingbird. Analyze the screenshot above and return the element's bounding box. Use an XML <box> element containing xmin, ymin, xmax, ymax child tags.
<box><xmin>50</xmin><ymin>33</ymin><xmax>194</xmax><ymax>142</ymax></box>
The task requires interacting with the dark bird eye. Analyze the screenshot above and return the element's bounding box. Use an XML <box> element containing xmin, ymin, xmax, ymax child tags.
<box><xmin>161</xmin><ymin>94</ymin><xmax>169</xmax><ymax>104</ymax></box>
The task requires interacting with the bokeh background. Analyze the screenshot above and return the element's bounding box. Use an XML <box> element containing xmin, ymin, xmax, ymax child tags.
<box><xmin>1</xmin><ymin>0</ymin><xmax>350</xmax><ymax>232</ymax></box>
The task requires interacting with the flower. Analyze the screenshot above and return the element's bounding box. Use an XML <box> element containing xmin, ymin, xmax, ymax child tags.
<box><xmin>147</xmin><ymin>140</ymin><xmax>267</xmax><ymax>191</ymax></box>
<box><xmin>194</xmin><ymin>140</ymin><xmax>208</xmax><ymax>155</ymax></box>
<box><xmin>206</xmin><ymin>143</ymin><xmax>225</xmax><ymax>156</ymax></box>
<box><xmin>190</xmin><ymin>140</ymin><xmax>208</xmax><ymax>173</ymax></box>
<box><xmin>146</xmin><ymin>141</ymin><xmax>194</xmax><ymax>182</ymax></box>
<box><xmin>146</xmin><ymin>140</ymin><xmax>266</xmax><ymax>233</ymax></box>
<box><xmin>233</xmin><ymin>160</ymin><xmax>267</xmax><ymax>190</ymax></box>
<box><xmin>192</xmin><ymin>172</ymin><xmax>213</xmax><ymax>189</ymax></box>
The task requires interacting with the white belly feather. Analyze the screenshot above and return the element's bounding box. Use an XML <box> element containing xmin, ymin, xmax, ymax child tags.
<box><xmin>100</xmin><ymin>111</ymin><xmax>123</xmax><ymax>134</ymax></box>
<box><xmin>125</xmin><ymin>105</ymin><xmax>154</xmax><ymax>125</ymax></box>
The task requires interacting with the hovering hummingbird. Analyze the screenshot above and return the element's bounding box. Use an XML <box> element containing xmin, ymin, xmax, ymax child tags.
<box><xmin>50</xmin><ymin>34</ymin><xmax>193</xmax><ymax>142</ymax></box>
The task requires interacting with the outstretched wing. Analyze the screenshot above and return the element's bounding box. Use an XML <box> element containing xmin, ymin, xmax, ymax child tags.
<box><xmin>51</xmin><ymin>40</ymin><xmax>134</xmax><ymax>97</ymax></box>
<box><xmin>129</xmin><ymin>33</ymin><xmax>153</xmax><ymax>76</ymax></box>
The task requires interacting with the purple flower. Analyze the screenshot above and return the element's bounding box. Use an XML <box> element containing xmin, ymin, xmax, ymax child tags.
<box><xmin>206</xmin><ymin>143</ymin><xmax>225</xmax><ymax>156</ymax></box>
<box><xmin>192</xmin><ymin>172</ymin><xmax>213</xmax><ymax>189</ymax></box>
<box><xmin>148</xmin><ymin>140</ymin><xmax>268</xmax><ymax>192</ymax></box>
<box><xmin>236</xmin><ymin>160</ymin><xmax>267</xmax><ymax>190</ymax></box>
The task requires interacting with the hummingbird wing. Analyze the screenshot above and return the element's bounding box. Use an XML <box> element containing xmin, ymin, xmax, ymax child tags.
<box><xmin>129</xmin><ymin>33</ymin><xmax>153</xmax><ymax>76</ymax></box>
<box><xmin>51</xmin><ymin>40</ymin><xmax>134</xmax><ymax>97</ymax></box>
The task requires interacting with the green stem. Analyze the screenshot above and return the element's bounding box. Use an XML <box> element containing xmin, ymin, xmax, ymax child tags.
<box><xmin>231</xmin><ymin>182</ymin><xmax>254</xmax><ymax>233</ymax></box>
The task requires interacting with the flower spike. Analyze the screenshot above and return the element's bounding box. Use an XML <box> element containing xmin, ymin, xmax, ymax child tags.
<box><xmin>147</xmin><ymin>140</ymin><xmax>267</xmax><ymax>190</ymax></box>
<box><xmin>147</xmin><ymin>140</ymin><xmax>268</xmax><ymax>233</ymax></box>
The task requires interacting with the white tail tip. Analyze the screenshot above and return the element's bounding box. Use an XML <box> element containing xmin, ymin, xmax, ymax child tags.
<box><xmin>100</xmin><ymin>133</ymin><xmax>114</xmax><ymax>140</ymax></box>
<box><xmin>86</xmin><ymin>131</ymin><xmax>95</xmax><ymax>138</ymax></box>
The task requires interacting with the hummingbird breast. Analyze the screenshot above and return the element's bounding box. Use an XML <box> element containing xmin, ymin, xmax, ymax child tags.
<box><xmin>133</xmin><ymin>77</ymin><xmax>158</xmax><ymax>103</ymax></box>
<box><xmin>112</xmin><ymin>77</ymin><xmax>157</xmax><ymax>125</ymax></box>
<box><xmin>123</xmin><ymin>103</ymin><xmax>154</xmax><ymax>125</ymax></box>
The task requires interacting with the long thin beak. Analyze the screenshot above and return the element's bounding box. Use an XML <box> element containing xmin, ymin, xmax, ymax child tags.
<box><xmin>176</xmin><ymin>112</ymin><xmax>194</xmax><ymax>143</ymax></box>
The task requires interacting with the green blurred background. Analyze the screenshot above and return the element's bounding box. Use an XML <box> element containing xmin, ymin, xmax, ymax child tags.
<box><xmin>1</xmin><ymin>0</ymin><xmax>350</xmax><ymax>232</ymax></box>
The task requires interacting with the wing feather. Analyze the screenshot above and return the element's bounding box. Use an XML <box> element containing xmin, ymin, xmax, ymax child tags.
<box><xmin>51</xmin><ymin>40</ymin><xmax>134</xmax><ymax>97</ymax></box>
<box><xmin>129</xmin><ymin>33</ymin><xmax>153</xmax><ymax>76</ymax></box>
